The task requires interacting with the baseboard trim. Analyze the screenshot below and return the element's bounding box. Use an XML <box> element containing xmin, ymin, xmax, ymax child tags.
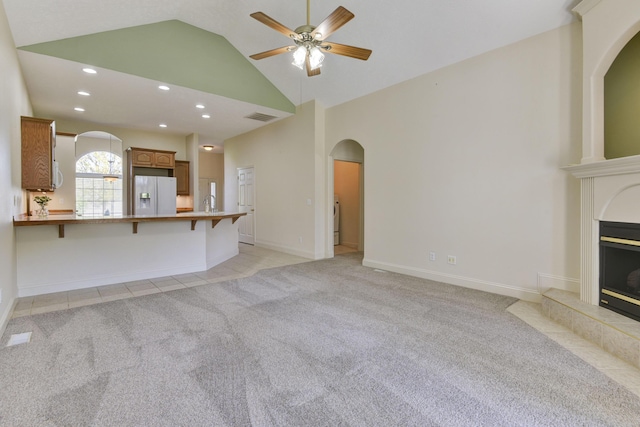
<box><xmin>0</xmin><ymin>297</ymin><xmax>17</xmax><ymax>339</ymax></box>
<box><xmin>363</xmin><ymin>258</ymin><xmax>541</xmax><ymax>303</ymax></box>
<box><xmin>537</xmin><ymin>273</ymin><xmax>580</xmax><ymax>294</ymax></box>
<box><xmin>206</xmin><ymin>248</ymin><xmax>239</xmax><ymax>270</ymax></box>
<box><xmin>341</xmin><ymin>242</ymin><xmax>358</xmax><ymax>249</ymax></box>
<box><xmin>255</xmin><ymin>239</ymin><xmax>318</xmax><ymax>260</ymax></box>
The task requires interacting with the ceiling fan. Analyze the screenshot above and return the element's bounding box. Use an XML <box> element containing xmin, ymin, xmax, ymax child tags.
<box><xmin>249</xmin><ymin>0</ymin><xmax>372</xmax><ymax>77</ymax></box>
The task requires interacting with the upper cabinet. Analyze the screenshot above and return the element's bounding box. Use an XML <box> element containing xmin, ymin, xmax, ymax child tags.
<box><xmin>21</xmin><ymin>116</ymin><xmax>56</xmax><ymax>191</ymax></box>
<box><xmin>175</xmin><ymin>160</ymin><xmax>190</xmax><ymax>196</ymax></box>
<box><xmin>130</xmin><ymin>147</ymin><xmax>175</xmax><ymax>168</ymax></box>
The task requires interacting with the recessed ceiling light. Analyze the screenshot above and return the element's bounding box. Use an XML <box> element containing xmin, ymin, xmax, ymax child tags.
<box><xmin>158</xmin><ymin>85</ymin><xmax>170</xmax><ymax>91</ymax></box>
<box><xmin>77</xmin><ymin>91</ymin><xmax>90</xmax><ymax>96</ymax></box>
<box><xmin>82</xmin><ymin>68</ymin><xmax>97</xmax><ymax>74</ymax></box>
<box><xmin>202</xmin><ymin>114</ymin><xmax>210</xmax><ymax>119</ymax></box>
<box><xmin>74</xmin><ymin>107</ymin><xmax>85</xmax><ymax>112</ymax></box>
<box><xmin>196</xmin><ymin>104</ymin><xmax>205</xmax><ymax>109</ymax></box>
<box><xmin>159</xmin><ymin>123</ymin><xmax>167</xmax><ymax>128</ymax></box>
<box><xmin>203</xmin><ymin>145</ymin><xmax>214</xmax><ymax>151</ymax></box>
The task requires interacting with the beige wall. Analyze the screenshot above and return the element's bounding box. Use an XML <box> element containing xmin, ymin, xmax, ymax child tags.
<box><xmin>199</xmin><ymin>152</ymin><xmax>224</xmax><ymax>210</ymax></box>
<box><xmin>0</xmin><ymin>3</ymin><xmax>33</xmax><ymax>332</ymax></box>
<box><xmin>334</xmin><ymin>160</ymin><xmax>360</xmax><ymax>249</ymax></box>
<box><xmin>54</xmin><ymin>119</ymin><xmax>188</xmax><ymax>160</ymax></box>
<box><xmin>225</xmin><ymin>101</ymin><xmax>323</xmax><ymax>258</ymax></box>
<box><xmin>223</xmin><ymin>23</ymin><xmax>582</xmax><ymax>300</ymax></box>
<box><xmin>324</xmin><ymin>23</ymin><xmax>583</xmax><ymax>300</ymax></box>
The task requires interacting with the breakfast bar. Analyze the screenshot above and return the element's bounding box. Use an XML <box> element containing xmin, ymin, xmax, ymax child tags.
<box><xmin>13</xmin><ymin>212</ymin><xmax>246</xmax><ymax>297</ymax></box>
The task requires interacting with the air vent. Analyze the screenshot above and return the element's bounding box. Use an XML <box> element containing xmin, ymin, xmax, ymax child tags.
<box><xmin>245</xmin><ymin>112</ymin><xmax>278</xmax><ymax>122</ymax></box>
<box><xmin>7</xmin><ymin>332</ymin><xmax>32</xmax><ymax>347</ymax></box>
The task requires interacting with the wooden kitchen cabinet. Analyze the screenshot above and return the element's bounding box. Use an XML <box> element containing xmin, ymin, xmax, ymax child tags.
<box><xmin>21</xmin><ymin>116</ymin><xmax>56</xmax><ymax>191</ymax></box>
<box><xmin>175</xmin><ymin>160</ymin><xmax>190</xmax><ymax>195</ymax></box>
<box><xmin>130</xmin><ymin>147</ymin><xmax>175</xmax><ymax>168</ymax></box>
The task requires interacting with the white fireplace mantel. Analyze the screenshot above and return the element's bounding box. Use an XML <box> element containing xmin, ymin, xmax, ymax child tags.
<box><xmin>569</xmin><ymin>0</ymin><xmax>640</xmax><ymax>306</ymax></box>
<box><xmin>564</xmin><ymin>155</ymin><xmax>640</xmax><ymax>179</ymax></box>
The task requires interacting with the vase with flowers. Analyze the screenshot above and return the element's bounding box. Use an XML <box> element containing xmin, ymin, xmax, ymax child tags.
<box><xmin>33</xmin><ymin>195</ymin><xmax>52</xmax><ymax>217</ymax></box>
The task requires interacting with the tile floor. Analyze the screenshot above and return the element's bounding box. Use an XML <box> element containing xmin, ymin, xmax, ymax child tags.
<box><xmin>508</xmin><ymin>300</ymin><xmax>640</xmax><ymax>398</ymax></box>
<box><xmin>9</xmin><ymin>245</ymin><xmax>640</xmax><ymax>398</ymax></box>
<box><xmin>11</xmin><ymin>244</ymin><xmax>310</xmax><ymax>318</ymax></box>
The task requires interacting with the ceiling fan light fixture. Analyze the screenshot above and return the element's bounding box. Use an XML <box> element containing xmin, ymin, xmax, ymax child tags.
<box><xmin>309</xmin><ymin>47</ymin><xmax>324</xmax><ymax>70</ymax></box>
<box><xmin>250</xmin><ymin>4</ymin><xmax>370</xmax><ymax>77</ymax></box>
<box><xmin>292</xmin><ymin>46</ymin><xmax>306</xmax><ymax>69</ymax></box>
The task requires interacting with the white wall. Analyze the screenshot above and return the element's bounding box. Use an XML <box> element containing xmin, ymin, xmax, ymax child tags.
<box><xmin>325</xmin><ymin>23</ymin><xmax>583</xmax><ymax>300</ymax></box>
<box><xmin>15</xmin><ymin>218</ymin><xmax>239</xmax><ymax>296</ymax></box>
<box><xmin>224</xmin><ymin>101</ymin><xmax>323</xmax><ymax>259</ymax></box>
<box><xmin>0</xmin><ymin>3</ymin><xmax>33</xmax><ymax>333</ymax></box>
<box><xmin>46</xmin><ymin>134</ymin><xmax>78</xmax><ymax>212</ymax></box>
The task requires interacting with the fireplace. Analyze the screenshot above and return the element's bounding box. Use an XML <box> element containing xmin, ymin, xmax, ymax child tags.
<box><xmin>599</xmin><ymin>221</ymin><xmax>640</xmax><ymax>321</ymax></box>
<box><xmin>563</xmin><ymin>1</ymin><xmax>640</xmax><ymax>315</ymax></box>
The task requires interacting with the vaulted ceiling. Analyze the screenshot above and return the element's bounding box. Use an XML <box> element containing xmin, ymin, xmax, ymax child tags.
<box><xmin>3</xmin><ymin>0</ymin><xmax>578</xmax><ymax>150</ymax></box>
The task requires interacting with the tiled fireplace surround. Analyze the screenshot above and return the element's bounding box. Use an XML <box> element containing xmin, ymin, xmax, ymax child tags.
<box><xmin>544</xmin><ymin>0</ymin><xmax>640</xmax><ymax>370</ymax></box>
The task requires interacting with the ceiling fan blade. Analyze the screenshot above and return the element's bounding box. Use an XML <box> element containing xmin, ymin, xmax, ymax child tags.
<box><xmin>250</xmin><ymin>46</ymin><xmax>293</xmax><ymax>60</ymax></box>
<box><xmin>305</xmin><ymin>55</ymin><xmax>321</xmax><ymax>77</ymax></box>
<box><xmin>250</xmin><ymin>12</ymin><xmax>299</xmax><ymax>40</ymax></box>
<box><xmin>322</xmin><ymin>42</ymin><xmax>372</xmax><ymax>61</ymax></box>
<box><xmin>310</xmin><ymin>6</ymin><xmax>354</xmax><ymax>40</ymax></box>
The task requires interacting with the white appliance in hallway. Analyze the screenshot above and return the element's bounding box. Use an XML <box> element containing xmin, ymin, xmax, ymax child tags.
<box><xmin>134</xmin><ymin>175</ymin><xmax>177</xmax><ymax>215</ymax></box>
<box><xmin>334</xmin><ymin>195</ymin><xmax>340</xmax><ymax>246</ymax></box>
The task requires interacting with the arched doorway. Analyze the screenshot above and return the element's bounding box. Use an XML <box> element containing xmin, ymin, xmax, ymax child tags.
<box><xmin>330</xmin><ymin>139</ymin><xmax>364</xmax><ymax>256</ymax></box>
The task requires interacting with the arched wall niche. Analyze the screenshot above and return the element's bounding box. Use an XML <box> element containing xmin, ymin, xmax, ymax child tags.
<box><xmin>604</xmin><ymin>31</ymin><xmax>640</xmax><ymax>159</ymax></box>
<box><xmin>578</xmin><ymin>0</ymin><xmax>640</xmax><ymax>163</ymax></box>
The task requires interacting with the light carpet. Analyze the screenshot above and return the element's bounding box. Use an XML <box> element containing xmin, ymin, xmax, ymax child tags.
<box><xmin>1</xmin><ymin>252</ymin><xmax>640</xmax><ymax>426</ymax></box>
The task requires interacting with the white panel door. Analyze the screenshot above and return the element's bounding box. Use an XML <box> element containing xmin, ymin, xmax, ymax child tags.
<box><xmin>237</xmin><ymin>167</ymin><xmax>255</xmax><ymax>244</ymax></box>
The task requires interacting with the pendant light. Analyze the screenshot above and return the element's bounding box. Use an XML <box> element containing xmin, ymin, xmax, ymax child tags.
<box><xmin>103</xmin><ymin>135</ymin><xmax>118</xmax><ymax>182</ymax></box>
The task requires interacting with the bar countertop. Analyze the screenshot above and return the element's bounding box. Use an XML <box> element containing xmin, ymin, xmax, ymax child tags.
<box><xmin>13</xmin><ymin>211</ymin><xmax>246</xmax><ymax>226</ymax></box>
<box><xmin>13</xmin><ymin>211</ymin><xmax>247</xmax><ymax>238</ymax></box>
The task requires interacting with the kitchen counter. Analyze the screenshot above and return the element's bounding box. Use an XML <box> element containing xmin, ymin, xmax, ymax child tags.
<box><xmin>14</xmin><ymin>211</ymin><xmax>246</xmax><ymax>238</ymax></box>
<box><xmin>14</xmin><ymin>211</ymin><xmax>248</xmax><ymax>297</ymax></box>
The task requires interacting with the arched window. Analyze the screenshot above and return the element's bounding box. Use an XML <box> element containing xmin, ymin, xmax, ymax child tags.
<box><xmin>76</xmin><ymin>151</ymin><xmax>123</xmax><ymax>216</ymax></box>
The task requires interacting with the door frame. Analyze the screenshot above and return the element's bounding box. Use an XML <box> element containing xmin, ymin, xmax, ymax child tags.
<box><xmin>237</xmin><ymin>166</ymin><xmax>255</xmax><ymax>245</ymax></box>
<box><xmin>329</xmin><ymin>140</ymin><xmax>365</xmax><ymax>257</ymax></box>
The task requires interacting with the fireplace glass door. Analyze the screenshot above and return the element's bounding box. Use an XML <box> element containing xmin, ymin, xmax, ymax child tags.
<box><xmin>600</xmin><ymin>221</ymin><xmax>640</xmax><ymax>321</ymax></box>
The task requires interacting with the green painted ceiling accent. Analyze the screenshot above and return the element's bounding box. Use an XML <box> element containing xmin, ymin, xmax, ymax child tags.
<box><xmin>19</xmin><ymin>20</ymin><xmax>295</xmax><ymax>113</ymax></box>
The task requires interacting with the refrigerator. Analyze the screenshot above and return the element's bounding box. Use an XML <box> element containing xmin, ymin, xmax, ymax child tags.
<box><xmin>134</xmin><ymin>176</ymin><xmax>177</xmax><ymax>215</ymax></box>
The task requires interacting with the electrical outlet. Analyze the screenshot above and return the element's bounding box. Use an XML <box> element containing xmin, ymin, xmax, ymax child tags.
<box><xmin>447</xmin><ymin>255</ymin><xmax>457</xmax><ymax>265</ymax></box>
<box><xmin>299</xmin><ymin>236</ymin><xmax>303</xmax><ymax>243</ymax></box>
<box><xmin>429</xmin><ymin>252</ymin><xmax>436</xmax><ymax>261</ymax></box>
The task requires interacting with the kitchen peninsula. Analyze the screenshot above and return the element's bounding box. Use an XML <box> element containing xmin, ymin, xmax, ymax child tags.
<box><xmin>13</xmin><ymin>211</ymin><xmax>246</xmax><ymax>297</ymax></box>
